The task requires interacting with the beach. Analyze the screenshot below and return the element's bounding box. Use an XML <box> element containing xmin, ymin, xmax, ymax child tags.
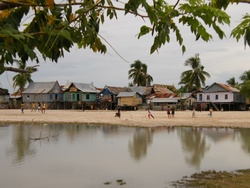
<box><xmin>0</xmin><ymin>109</ymin><xmax>250</xmax><ymax>128</ymax></box>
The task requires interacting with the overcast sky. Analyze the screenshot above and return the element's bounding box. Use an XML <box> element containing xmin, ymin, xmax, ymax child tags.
<box><xmin>0</xmin><ymin>3</ymin><xmax>249</xmax><ymax>93</ymax></box>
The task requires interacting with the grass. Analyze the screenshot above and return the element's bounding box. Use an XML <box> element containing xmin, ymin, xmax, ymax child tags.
<box><xmin>171</xmin><ymin>169</ymin><xmax>250</xmax><ymax>188</ymax></box>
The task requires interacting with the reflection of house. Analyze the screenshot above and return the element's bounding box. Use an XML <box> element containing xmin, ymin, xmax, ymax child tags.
<box><xmin>0</xmin><ymin>88</ymin><xmax>9</xmax><ymax>108</ymax></box>
<box><xmin>196</xmin><ymin>82</ymin><xmax>246</xmax><ymax>111</ymax></box>
<box><xmin>63</xmin><ymin>82</ymin><xmax>99</xmax><ymax>110</ymax></box>
<box><xmin>117</xmin><ymin>92</ymin><xmax>143</xmax><ymax>110</ymax></box>
<box><xmin>98</xmin><ymin>86</ymin><xmax>132</xmax><ymax>110</ymax></box>
<box><xmin>22</xmin><ymin>81</ymin><xmax>63</xmax><ymax>109</ymax></box>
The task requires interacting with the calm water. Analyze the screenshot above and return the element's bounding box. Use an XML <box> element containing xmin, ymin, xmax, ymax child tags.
<box><xmin>1</xmin><ymin>124</ymin><xmax>250</xmax><ymax>188</ymax></box>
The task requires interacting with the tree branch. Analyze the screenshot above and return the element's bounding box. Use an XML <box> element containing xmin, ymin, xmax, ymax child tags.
<box><xmin>3</xmin><ymin>66</ymin><xmax>34</xmax><ymax>73</ymax></box>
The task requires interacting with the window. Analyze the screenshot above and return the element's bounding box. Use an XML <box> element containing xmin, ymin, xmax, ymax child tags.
<box><xmin>215</xmin><ymin>95</ymin><xmax>218</xmax><ymax>100</ymax></box>
<box><xmin>225</xmin><ymin>94</ymin><xmax>228</xmax><ymax>100</ymax></box>
<box><xmin>207</xmin><ymin>95</ymin><xmax>210</xmax><ymax>100</ymax></box>
<box><xmin>86</xmin><ymin>94</ymin><xmax>90</xmax><ymax>100</ymax></box>
<box><xmin>199</xmin><ymin>94</ymin><xmax>202</xmax><ymax>101</ymax></box>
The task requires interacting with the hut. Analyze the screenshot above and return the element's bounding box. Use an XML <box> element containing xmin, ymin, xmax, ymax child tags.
<box><xmin>22</xmin><ymin>81</ymin><xmax>63</xmax><ymax>109</ymax></box>
<box><xmin>63</xmin><ymin>82</ymin><xmax>100</xmax><ymax>110</ymax></box>
<box><xmin>116</xmin><ymin>92</ymin><xmax>143</xmax><ymax>110</ymax></box>
<box><xmin>0</xmin><ymin>88</ymin><xmax>9</xmax><ymax>109</ymax></box>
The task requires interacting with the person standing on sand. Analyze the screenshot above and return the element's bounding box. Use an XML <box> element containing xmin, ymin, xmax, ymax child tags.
<box><xmin>209</xmin><ymin>107</ymin><xmax>213</xmax><ymax>117</ymax></box>
<box><xmin>42</xmin><ymin>103</ymin><xmax>46</xmax><ymax>114</ymax></box>
<box><xmin>192</xmin><ymin>107</ymin><xmax>196</xmax><ymax>118</ymax></box>
<box><xmin>167</xmin><ymin>106</ymin><xmax>171</xmax><ymax>118</ymax></box>
<box><xmin>21</xmin><ymin>102</ymin><xmax>24</xmax><ymax>114</ymax></box>
<box><xmin>171</xmin><ymin>106</ymin><xmax>175</xmax><ymax>118</ymax></box>
<box><xmin>31</xmin><ymin>102</ymin><xmax>36</xmax><ymax>112</ymax></box>
<box><xmin>147</xmin><ymin>109</ymin><xmax>154</xmax><ymax>119</ymax></box>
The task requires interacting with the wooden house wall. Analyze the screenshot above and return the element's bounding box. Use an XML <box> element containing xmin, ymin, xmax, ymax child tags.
<box><xmin>63</xmin><ymin>92</ymin><xmax>97</xmax><ymax>102</ymax></box>
<box><xmin>118</xmin><ymin>97</ymin><xmax>142</xmax><ymax>107</ymax></box>
<box><xmin>0</xmin><ymin>95</ymin><xmax>9</xmax><ymax>103</ymax></box>
<box><xmin>22</xmin><ymin>93</ymin><xmax>63</xmax><ymax>103</ymax></box>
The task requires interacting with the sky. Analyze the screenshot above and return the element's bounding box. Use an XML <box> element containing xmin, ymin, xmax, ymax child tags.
<box><xmin>0</xmin><ymin>2</ymin><xmax>249</xmax><ymax>93</ymax></box>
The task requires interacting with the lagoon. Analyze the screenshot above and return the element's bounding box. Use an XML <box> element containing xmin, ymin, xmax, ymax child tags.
<box><xmin>1</xmin><ymin>124</ymin><xmax>250</xmax><ymax>188</ymax></box>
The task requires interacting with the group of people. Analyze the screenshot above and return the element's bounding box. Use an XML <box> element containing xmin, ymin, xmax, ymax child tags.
<box><xmin>148</xmin><ymin>106</ymin><xmax>175</xmax><ymax>119</ymax></box>
<box><xmin>21</xmin><ymin>102</ymin><xmax>47</xmax><ymax>114</ymax></box>
<box><xmin>192</xmin><ymin>106</ymin><xmax>213</xmax><ymax>118</ymax></box>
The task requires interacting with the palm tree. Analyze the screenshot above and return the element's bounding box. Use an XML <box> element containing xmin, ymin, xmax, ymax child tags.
<box><xmin>128</xmin><ymin>60</ymin><xmax>153</xmax><ymax>86</ymax></box>
<box><xmin>240</xmin><ymin>70</ymin><xmax>250</xmax><ymax>83</ymax></box>
<box><xmin>12</xmin><ymin>60</ymin><xmax>39</xmax><ymax>92</ymax></box>
<box><xmin>179</xmin><ymin>54</ymin><xmax>210</xmax><ymax>92</ymax></box>
<box><xmin>239</xmin><ymin>70</ymin><xmax>250</xmax><ymax>98</ymax></box>
<box><xmin>226</xmin><ymin>77</ymin><xmax>239</xmax><ymax>87</ymax></box>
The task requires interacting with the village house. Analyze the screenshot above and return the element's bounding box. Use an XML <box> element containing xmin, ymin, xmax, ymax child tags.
<box><xmin>22</xmin><ymin>81</ymin><xmax>63</xmax><ymax>109</ymax></box>
<box><xmin>116</xmin><ymin>91</ymin><xmax>143</xmax><ymax>110</ymax></box>
<box><xmin>98</xmin><ymin>86</ymin><xmax>132</xmax><ymax>110</ymax></box>
<box><xmin>146</xmin><ymin>84</ymin><xmax>179</xmax><ymax>110</ymax></box>
<box><xmin>63</xmin><ymin>82</ymin><xmax>100</xmax><ymax>110</ymax></box>
<box><xmin>0</xmin><ymin>87</ymin><xmax>9</xmax><ymax>109</ymax></box>
<box><xmin>196</xmin><ymin>82</ymin><xmax>246</xmax><ymax>111</ymax></box>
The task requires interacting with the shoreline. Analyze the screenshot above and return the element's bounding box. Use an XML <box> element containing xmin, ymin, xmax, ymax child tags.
<box><xmin>0</xmin><ymin>109</ymin><xmax>250</xmax><ymax>128</ymax></box>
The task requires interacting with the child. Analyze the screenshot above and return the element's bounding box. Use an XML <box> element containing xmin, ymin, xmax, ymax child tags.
<box><xmin>148</xmin><ymin>109</ymin><xmax>154</xmax><ymax>119</ymax></box>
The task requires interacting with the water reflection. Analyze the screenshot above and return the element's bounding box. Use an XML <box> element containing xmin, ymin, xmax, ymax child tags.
<box><xmin>235</xmin><ymin>129</ymin><xmax>250</xmax><ymax>155</ymax></box>
<box><xmin>6</xmin><ymin>125</ymin><xmax>36</xmax><ymax>165</ymax></box>
<box><xmin>1</xmin><ymin>125</ymin><xmax>250</xmax><ymax>188</ymax></box>
<box><xmin>177</xmin><ymin>128</ymin><xmax>210</xmax><ymax>169</ymax></box>
<box><xmin>128</xmin><ymin>128</ymin><xmax>153</xmax><ymax>161</ymax></box>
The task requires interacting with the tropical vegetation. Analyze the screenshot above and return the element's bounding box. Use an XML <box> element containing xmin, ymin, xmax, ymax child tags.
<box><xmin>0</xmin><ymin>0</ymin><xmax>249</xmax><ymax>75</ymax></box>
<box><xmin>12</xmin><ymin>60</ymin><xmax>38</xmax><ymax>92</ymax></box>
<box><xmin>239</xmin><ymin>70</ymin><xmax>250</xmax><ymax>98</ymax></box>
<box><xmin>128</xmin><ymin>60</ymin><xmax>153</xmax><ymax>86</ymax></box>
<box><xmin>179</xmin><ymin>54</ymin><xmax>210</xmax><ymax>92</ymax></box>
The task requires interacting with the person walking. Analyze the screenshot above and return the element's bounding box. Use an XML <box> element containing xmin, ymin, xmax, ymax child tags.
<box><xmin>147</xmin><ymin>109</ymin><xmax>154</xmax><ymax>119</ymax></box>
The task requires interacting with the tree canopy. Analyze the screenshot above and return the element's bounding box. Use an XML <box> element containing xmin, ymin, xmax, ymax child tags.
<box><xmin>128</xmin><ymin>60</ymin><xmax>153</xmax><ymax>86</ymax></box>
<box><xmin>0</xmin><ymin>0</ymin><xmax>249</xmax><ymax>75</ymax></box>
<box><xmin>179</xmin><ymin>54</ymin><xmax>210</xmax><ymax>92</ymax></box>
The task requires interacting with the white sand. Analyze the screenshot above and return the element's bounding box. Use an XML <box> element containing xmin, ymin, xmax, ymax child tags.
<box><xmin>0</xmin><ymin>109</ymin><xmax>250</xmax><ymax>128</ymax></box>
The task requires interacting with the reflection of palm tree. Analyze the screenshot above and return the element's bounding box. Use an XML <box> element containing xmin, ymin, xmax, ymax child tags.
<box><xmin>178</xmin><ymin>128</ymin><xmax>210</xmax><ymax>169</ymax></box>
<box><xmin>128</xmin><ymin>128</ymin><xmax>153</xmax><ymax>161</ymax></box>
<box><xmin>236</xmin><ymin>129</ymin><xmax>250</xmax><ymax>155</ymax></box>
<box><xmin>6</xmin><ymin>126</ymin><xmax>36</xmax><ymax>164</ymax></box>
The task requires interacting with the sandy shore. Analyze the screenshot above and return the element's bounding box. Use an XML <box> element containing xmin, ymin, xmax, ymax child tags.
<box><xmin>0</xmin><ymin>109</ymin><xmax>250</xmax><ymax>128</ymax></box>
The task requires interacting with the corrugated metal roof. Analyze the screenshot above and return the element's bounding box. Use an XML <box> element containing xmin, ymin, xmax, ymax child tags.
<box><xmin>73</xmin><ymin>83</ymin><xmax>99</xmax><ymax>93</ymax></box>
<box><xmin>130</xmin><ymin>86</ymin><xmax>152</xmax><ymax>95</ymax></box>
<box><xmin>117</xmin><ymin>92</ymin><xmax>137</xmax><ymax>97</ymax></box>
<box><xmin>22</xmin><ymin>82</ymin><xmax>58</xmax><ymax>94</ymax></box>
<box><xmin>216</xmin><ymin>83</ymin><xmax>239</xmax><ymax>92</ymax></box>
<box><xmin>204</xmin><ymin>82</ymin><xmax>240</xmax><ymax>93</ymax></box>
<box><xmin>105</xmin><ymin>86</ymin><xmax>132</xmax><ymax>94</ymax></box>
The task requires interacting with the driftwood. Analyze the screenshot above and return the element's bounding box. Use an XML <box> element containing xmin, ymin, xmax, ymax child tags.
<box><xmin>30</xmin><ymin>131</ymin><xmax>58</xmax><ymax>141</ymax></box>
